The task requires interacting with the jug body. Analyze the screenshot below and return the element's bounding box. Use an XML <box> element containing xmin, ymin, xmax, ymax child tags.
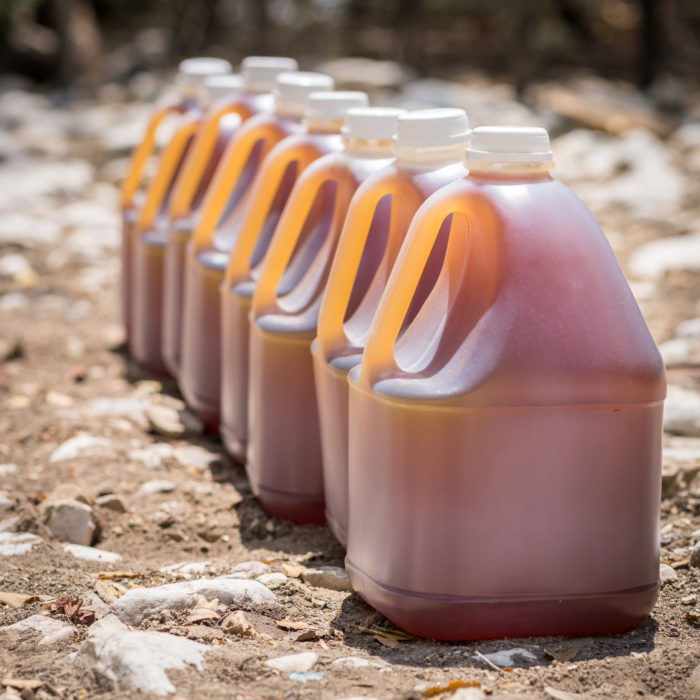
<box><xmin>346</xmin><ymin>128</ymin><xmax>666</xmax><ymax>639</ymax></box>
<box><xmin>312</xmin><ymin>159</ymin><xmax>467</xmax><ymax>544</ymax></box>
<box><xmin>246</xmin><ymin>146</ymin><xmax>392</xmax><ymax>523</ymax></box>
<box><xmin>161</xmin><ymin>91</ymin><xmax>270</xmax><ymax>377</ymax></box>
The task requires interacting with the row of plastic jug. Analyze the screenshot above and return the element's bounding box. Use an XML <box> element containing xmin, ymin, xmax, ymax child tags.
<box><xmin>121</xmin><ymin>56</ymin><xmax>666</xmax><ymax>640</ymax></box>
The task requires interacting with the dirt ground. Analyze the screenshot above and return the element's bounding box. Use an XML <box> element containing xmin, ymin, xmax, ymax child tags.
<box><xmin>0</xmin><ymin>73</ymin><xmax>699</xmax><ymax>699</ymax></box>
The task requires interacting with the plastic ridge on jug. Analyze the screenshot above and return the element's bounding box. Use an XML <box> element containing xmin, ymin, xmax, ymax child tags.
<box><xmin>312</xmin><ymin>108</ymin><xmax>471</xmax><ymax>545</ymax></box>
<box><xmin>121</xmin><ymin>56</ymin><xmax>231</xmax><ymax>345</ymax></box>
<box><xmin>178</xmin><ymin>73</ymin><xmax>339</xmax><ymax>431</ymax></box>
<box><xmin>127</xmin><ymin>59</ymin><xmax>233</xmax><ymax>373</ymax></box>
<box><xmin>162</xmin><ymin>57</ymin><xmax>298</xmax><ymax>377</ymax></box>
<box><xmin>345</xmin><ymin>126</ymin><xmax>667</xmax><ymax>640</ymax></box>
<box><xmin>219</xmin><ymin>93</ymin><xmax>372</xmax><ymax>462</ymax></box>
<box><xmin>245</xmin><ymin>104</ymin><xmax>404</xmax><ymax>526</ymax></box>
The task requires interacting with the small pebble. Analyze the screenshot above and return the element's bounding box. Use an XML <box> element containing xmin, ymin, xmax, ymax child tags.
<box><xmin>690</xmin><ymin>541</ymin><xmax>700</xmax><ymax>568</ymax></box>
<box><xmin>659</xmin><ymin>563</ymin><xmax>678</xmax><ymax>584</ymax></box>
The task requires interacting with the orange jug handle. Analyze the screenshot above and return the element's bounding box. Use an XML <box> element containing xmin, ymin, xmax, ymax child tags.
<box><xmin>316</xmin><ymin>174</ymin><xmax>423</xmax><ymax>360</ymax></box>
<box><xmin>251</xmin><ymin>162</ymin><xmax>357</xmax><ymax>318</ymax></box>
<box><xmin>168</xmin><ymin>103</ymin><xmax>251</xmax><ymax>221</ymax></box>
<box><xmin>224</xmin><ymin>140</ymin><xmax>323</xmax><ymax>288</ymax></box>
<box><xmin>358</xmin><ymin>186</ymin><xmax>496</xmax><ymax>390</ymax></box>
<box><xmin>136</xmin><ymin>119</ymin><xmax>201</xmax><ymax>232</ymax></box>
<box><xmin>121</xmin><ymin>98</ymin><xmax>182</xmax><ymax>209</ymax></box>
<box><xmin>190</xmin><ymin>120</ymin><xmax>284</xmax><ymax>255</ymax></box>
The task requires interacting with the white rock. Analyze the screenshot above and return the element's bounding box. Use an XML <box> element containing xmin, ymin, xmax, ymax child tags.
<box><xmin>301</xmin><ymin>566</ymin><xmax>353</xmax><ymax>592</ymax></box>
<box><xmin>110</xmin><ymin>578</ymin><xmax>275</xmax><ymax>625</ymax></box>
<box><xmin>451</xmin><ymin>690</ymin><xmax>486</xmax><ymax>700</ymax></box>
<box><xmin>0</xmin><ymin>491</ymin><xmax>13</xmax><ymax>510</ymax></box>
<box><xmin>95</xmin><ymin>494</ymin><xmax>127</xmax><ymax>513</ymax></box>
<box><xmin>4</xmin><ymin>614</ymin><xmax>77</xmax><ymax>645</ymax></box>
<box><xmin>226</xmin><ymin>561</ymin><xmax>271</xmax><ymax>580</ymax></box>
<box><xmin>0</xmin><ymin>463</ymin><xmax>17</xmax><ymax>476</ymax></box>
<box><xmin>659</xmin><ymin>337</ymin><xmax>700</xmax><ymax>366</ymax></box>
<box><xmin>660</xmin><ymin>563</ymin><xmax>678</xmax><ymax>584</ymax></box>
<box><xmin>664</xmin><ymin>385</ymin><xmax>700</xmax><ymax>437</ymax></box>
<box><xmin>690</xmin><ymin>542</ymin><xmax>700</xmax><ymax>568</ymax></box>
<box><xmin>0</xmin><ymin>253</ymin><xmax>31</xmax><ymax>279</ymax></box>
<box><xmin>136</xmin><ymin>480</ymin><xmax>176</xmax><ymax>497</ymax></box>
<box><xmin>49</xmin><ymin>435</ymin><xmax>112</xmax><ymax>463</ymax></box>
<box><xmin>89</xmin><ymin>397</ymin><xmax>148</xmax><ymax>426</ymax></box>
<box><xmin>0</xmin><ymin>292</ymin><xmax>29</xmax><ymax>310</ymax></box>
<box><xmin>475</xmin><ymin>647</ymin><xmax>538</xmax><ymax>667</ymax></box>
<box><xmin>0</xmin><ymin>212</ymin><xmax>60</xmax><ymax>247</ymax></box>
<box><xmin>75</xmin><ymin>628</ymin><xmax>208</xmax><ymax>695</ymax></box>
<box><xmin>332</xmin><ymin>656</ymin><xmax>389</xmax><ymax>672</ymax></box>
<box><xmin>172</xmin><ymin>445</ymin><xmax>219</xmax><ymax>470</ymax></box>
<box><xmin>677</xmin><ymin>317</ymin><xmax>700</xmax><ymax>338</ymax></box>
<box><xmin>256</xmin><ymin>572</ymin><xmax>287</xmax><ymax>590</ymax></box>
<box><xmin>159</xmin><ymin>561</ymin><xmax>212</xmax><ymax>579</ymax></box>
<box><xmin>129</xmin><ymin>444</ymin><xmax>174</xmax><ymax>470</ymax></box>
<box><xmin>0</xmin><ymin>531</ymin><xmax>42</xmax><ymax>556</ymax></box>
<box><xmin>88</xmin><ymin>612</ymin><xmax>129</xmax><ymax>638</ymax></box>
<box><xmin>629</xmin><ymin>233</ymin><xmax>700</xmax><ymax>280</ymax></box>
<box><xmin>43</xmin><ymin>499</ymin><xmax>100</xmax><ymax>546</ymax></box>
<box><xmin>145</xmin><ymin>404</ymin><xmax>204</xmax><ymax>438</ymax></box>
<box><xmin>266</xmin><ymin>651</ymin><xmax>318</xmax><ymax>673</ymax></box>
<box><xmin>0</xmin><ymin>516</ymin><xmax>19</xmax><ymax>532</ymax></box>
<box><xmin>545</xmin><ymin>688</ymin><xmax>585</xmax><ymax>700</ymax></box>
<box><xmin>64</xmin><ymin>544</ymin><xmax>122</xmax><ymax>563</ymax></box>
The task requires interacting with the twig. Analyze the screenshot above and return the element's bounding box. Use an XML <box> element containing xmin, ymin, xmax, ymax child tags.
<box><xmin>474</xmin><ymin>650</ymin><xmax>502</xmax><ymax>672</ymax></box>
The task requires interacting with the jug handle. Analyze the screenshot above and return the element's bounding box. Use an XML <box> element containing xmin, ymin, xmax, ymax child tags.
<box><xmin>316</xmin><ymin>174</ymin><xmax>422</xmax><ymax>360</ymax></box>
<box><xmin>136</xmin><ymin>118</ymin><xmax>200</xmax><ymax>232</ymax></box>
<box><xmin>358</xmin><ymin>186</ymin><xmax>497</xmax><ymax>390</ymax></box>
<box><xmin>223</xmin><ymin>140</ymin><xmax>323</xmax><ymax>289</ymax></box>
<box><xmin>168</xmin><ymin>104</ymin><xmax>250</xmax><ymax>221</ymax></box>
<box><xmin>190</xmin><ymin>120</ymin><xmax>285</xmax><ymax>255</ymax></box>
<box><xmin>251</xmin><ymin>161</ymin><xmax>358</xmax><ymax>318</ymax></box>
<box><xmin>121</xmin><ymin>97</ymin><xmax>183</xmax><ymax>209</ymax></box>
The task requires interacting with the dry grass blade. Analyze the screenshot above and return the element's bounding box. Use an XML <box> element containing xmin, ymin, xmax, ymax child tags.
<box><xmin>373</xmin><ymin>634</ymin><xmax>398</xmax><ymax>648</ymax></box>
<box><xmin>357</xmin><ymin>624</ymin><xmax>413</xmax><ymax>641</ymax></box>
<box><xmin>93</xmin><ymin>571</ymin><xmax>141</xmax><ymax>579</ymax></box>
<box><xmin>474</xmin><ymin>650</ymin><xmax>503</xmax><ymax>672</ymax></box>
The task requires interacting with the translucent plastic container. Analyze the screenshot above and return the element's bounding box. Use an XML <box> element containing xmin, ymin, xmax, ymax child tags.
<box><xmin>345</xmin><ymin>126</ymin><xmax>666</xmax><ymax>640</ymax></box>
<box><xmin>245</xmin><ymin>106</ymin><xmax>400</xmax><ymax>524</ymax></box>
<box><xmin>312</xmin><ymin>108</ymin><xmax>470</xmax><ymax>545</ymax></box>
<box><xmin>121</xmin><ymin>57</ymin><xmax>231</xmax><ymax>347</ymax></box>
<box><xmin>219</xmin><ymin>97</ymin><xmax>376</xmax><ymax>462</ymax></box>
<box><xmin>161</xmin><ymin>57</ymin><xmax>298</xmax><ymax>377</ymax></box>
<box><xmin>178</xmin><ymin>75</ymin><xmax>342</xmax><ymax>430</ymax></box>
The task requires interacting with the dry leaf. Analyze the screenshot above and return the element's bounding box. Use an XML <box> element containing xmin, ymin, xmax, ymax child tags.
<box><xmin>0</xmin><ymin>591</ymin><xmax>41</xmax><ymax>609</ymax></box>
<box><xmin>295</xmin><ymin>629</ymin><xmax>319</xmax><ymax>641</ymax></box>
<box><xmin>221</xmin><ymin>610</ymin><xmax>256</xmax><ymax>637</ymax></box>
<box><xmin>2</xmin><ymin>678</ymin><xmax>44</xmax><ymax>690</ymax></box>
<box><xmin>281</xmin><ymin>563</ymin><xmax>305</xmax><ymax>578</ymax></box>
<box><xmin>544</xmin><ymin>647</ymin><xmax>579</xmax><ymax>663</ymax></box>
<box><xmin>276</xmin><ymin>619</ymin><xmax>309</xmax><ymax>631</ymax></box>
<box><xmin>94</xmin><ymin>571</ymin><xmax>141</xmax><ymax>579</ymax></box>
<box><xmin>423</xmin><ymin>680</ymin><xmax>481</xmax><ymax>697</ymax></box>
<box><xmin>684</xmin><ymin>610</ymin><xmax>700</xmax><ymax>623</ymax></box>
<box><xmin>50</xmin><ymin>596</ymin><xmax>95</xmax><ymax>626</ymax></box>
<box><xmin>94</xmin><ymin>579</ymin><xmax>127</xmax><ymax>604</ymax></box>
<box><xmin>373</xmin><ymin>634</ymin><xmax>398</xmax><ymax>648</ymax></box>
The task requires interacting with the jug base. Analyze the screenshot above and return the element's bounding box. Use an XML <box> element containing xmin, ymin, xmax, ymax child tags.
<box><xmin>325</xmin><ymin>509</ymin><xmax>347</xmax><ymax>548</ymax></box>
<box><xmin>255</xmin><ymin>483</ymin><xmax>326</xmax><ymax>525</ymax></box>
<box><xmin>220</xmin><ymin>425</ymin><xmax>246</xmax><ymax>465</ymax></box>
<box><xmin>180</xmin><ymin>389</ymin><xmax>220</xmax><ymax>434</ymax></box>
<box><xmin>346</xmin><ymin>558</ymin><xmax>658</xmax><ymax>641</ymax></box>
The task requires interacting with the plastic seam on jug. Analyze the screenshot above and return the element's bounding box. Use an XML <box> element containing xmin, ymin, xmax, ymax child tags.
<box><xmin>345</xmin><ymin>558</ymin><xmax>660</xmax><ymax>603</ymax></box>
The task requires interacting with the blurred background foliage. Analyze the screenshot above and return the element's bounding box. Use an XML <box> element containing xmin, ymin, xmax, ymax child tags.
<box><xmin>0</xmin><ymin>0</ymin><xmax>698</xmax><ymax>95</ymax></box>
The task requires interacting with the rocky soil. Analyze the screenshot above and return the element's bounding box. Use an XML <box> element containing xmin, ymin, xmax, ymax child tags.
<box><xmin>0</xmin><ymin>67</ymin><xmax>699</xmax><ymax>699</ymax></box>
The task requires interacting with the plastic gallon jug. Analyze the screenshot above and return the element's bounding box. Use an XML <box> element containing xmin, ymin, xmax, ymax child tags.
<box><xmin>312</xmin><ymin>108</ymin><xmax>470</xmax><ymax>545</ymax></box>
<box><xmin>178</xmin><ymin>75</ymin><xmax>342</xmax><ymax>430</ymax></box>
<box><xmin>121</xmin><ymin>57</ymin><xmax>231</xmax><ymax>346</ymax></box>
<box><xmin>219</xmin><ymin>95</ymin><xmax>374</xmax><ymax>463</ymax></box>
<box><xmin>245</xmin><ymin>105</ymin><xmax>401</xmax><ymax>525</ymax></box>
<box><xmin>345</xmin><ymin>126</ymin><xmax>666</xmax><ymax>640</ymax></box>
<box><xmin>162</xmin><ymin>57</ymin><xmax>298</xmax><ymax>376</ymax></box>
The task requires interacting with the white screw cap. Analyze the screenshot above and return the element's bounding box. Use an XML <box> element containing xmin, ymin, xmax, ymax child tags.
<box><xmin>304</xmin><ymin>91</ymin><xmax>369</xmax><ymax>120</ymax></box>
<box><xmin>467</xmin><ymin>126</ymin><xmax>553</xmax><ymax>163</ymax></box>
<box><xmin>241</xmin><ymin>56</ymin><xmax>299</xmax><ymax>92</ymax></box>
<box><xmin>177</xmin><ymin>57</ymin><xmax>232</xmax><ymax>87</ymax></box>
<box><xmin>204</xmin><ymin>74</ymin><xmax>243</xmax><ymax>101</ymax></box>
<box><xmin>395</xmin><ymin>108</ymin><xmax>470</xmax><ymax>149</ymax></box>
<box><xmin>273</xmin><ymin>72</ymin><xmax>335</xmax><ymax>117</ymax></box>
<box><xmin>342</xmin><ymin>106</ymin><xmax>405</xmax><ymax>140</ymax></box>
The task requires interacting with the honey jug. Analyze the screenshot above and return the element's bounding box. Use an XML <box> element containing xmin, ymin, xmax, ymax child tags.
<box><xmin>219</xmin><ymin>95</ymin><xmax>374</xmax><ymax>461</ymax></box>
<box><xmin>161</xmin><ymin>57</ymin><xmax>298</xmax><ymax>376</ymax></box>
<box><xmin>346</xmin><ymin>126</ymin><xmax>666</xmax><ymax>640</ymax></box>
<box><xmin>312</xmin><ymin>108</ymin><xmax>470</xmax><ymax>544</ymax></box>
<box><xmin>178</xmin><ymin>74</ymin><xmax>340</xmax><ymax>429</ymax></box>
<box><xmin>245</xmin><ymin>105</ymin><xmax>403</xmax><ymax>525</ymax></box>
<box><xmin>121</xmin><ymin>57</ymin><xmax>231</xmax><ymax>346</ymax></box>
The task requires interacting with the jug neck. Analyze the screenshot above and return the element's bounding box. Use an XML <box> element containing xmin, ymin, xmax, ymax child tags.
<box><xmin>343</xmin><ymin>136</ymin><xmax>395</xmax><ymax>157</ymax></box>
<box><xmin>395</xmin><ymin>143</ymin><xmax>467</xmax><ymax>168</ymax></box>
<box><xmin>467</xmin><ymin>160</ymin><xmax>554</xmax><ymax>179</ymax></box>
<box><xmin>304</xmin><ymin>116</ymin><xmax>345</xmax><ymax>134</ymax></box>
